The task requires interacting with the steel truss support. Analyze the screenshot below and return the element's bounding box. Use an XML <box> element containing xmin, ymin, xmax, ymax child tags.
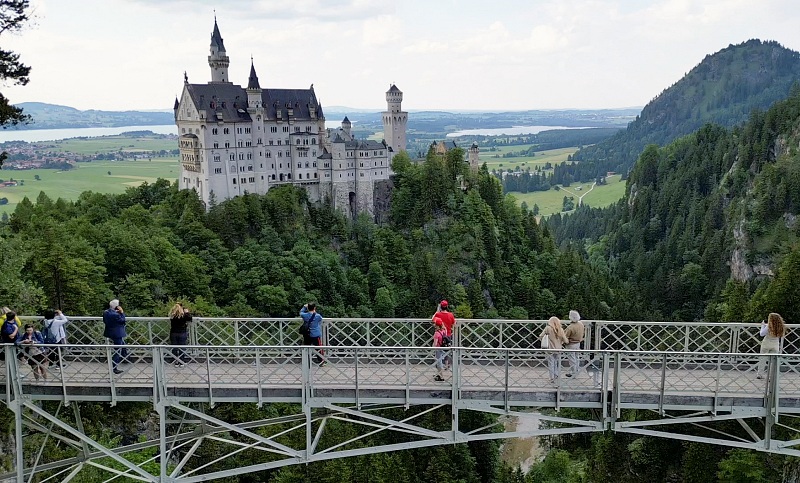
<box><xmin>613</xmin><ymin>408</ymin><xmax>800</xmax><ymax>457</ymax></box>
<box><xmin>1</xmin><ymin>396</ymin><xmax>607</xmax><ymax>482</ymax></box>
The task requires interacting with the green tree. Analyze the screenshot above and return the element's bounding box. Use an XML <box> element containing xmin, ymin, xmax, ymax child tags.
<box><xmin>0</xmin><ymin>0</ymin><xmax>33</xmax><ymax>168</ymax></box>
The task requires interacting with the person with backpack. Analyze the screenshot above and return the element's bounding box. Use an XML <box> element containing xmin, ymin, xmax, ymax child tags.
<box><xmin>300</xmin><ymin>303</ymin><xmax>324</xmax><ymax>366</ymax></box>
<box><xmin>432</xmin><ymin>300</ymin><xmax>456</xmax><ymax>370</ymax></box>
<box><xmin>42</xmin><ymin>309</ymin><xmax>70</xmax><ymax>368</ymax></box>
<box><xmin>432</xmin><ymin>318</ymin><xmax>450</xmax><ymax>382</ymax></box>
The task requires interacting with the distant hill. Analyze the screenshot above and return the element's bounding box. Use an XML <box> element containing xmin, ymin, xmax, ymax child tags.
<box><xmin>8</xmin><ymin>102</ymin><xmax>174</xmax><ymax>130</ymax></box>
<box><xmin>571</xmin><ymin>39</ymin><xmax>800</xmax><ymax>178</ymax></box>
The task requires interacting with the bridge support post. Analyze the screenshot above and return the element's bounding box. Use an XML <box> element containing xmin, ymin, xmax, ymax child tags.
<box><xmin>8</xmin><ymin>347</ymin><xmax>25</xmax><ymax>483</ymax></box>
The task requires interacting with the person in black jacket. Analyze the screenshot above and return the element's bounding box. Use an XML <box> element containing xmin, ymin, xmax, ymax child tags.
<box><xmin>103</xmin><ymin>299</ymin><xmax>127</xmax><ymax>375</ymax></box>
<box><xmin>169</xmin><ymin>302</ymin><xmax>192</xmax><ymax>366</ymax></box>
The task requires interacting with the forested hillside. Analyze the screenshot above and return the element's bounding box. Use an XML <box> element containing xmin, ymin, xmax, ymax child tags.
<box><xmin>551</xmin><ymin>86</ymin><xmax>800</xmax><ymax>323</ymax></box>
<box><xmin>569</xmin><ymin>39</ymin><xmax>800</xmax><ymax>181</ymax></box>
<box><xmin>0</xmin><ymin>147</ymin><xmax>626</xmax><ymax>481</ymax></box>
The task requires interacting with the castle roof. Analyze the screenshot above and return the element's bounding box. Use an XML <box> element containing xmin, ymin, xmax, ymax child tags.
<box><xmin>342</xmin><ymin>116</ymin><xmax>350</xmax><ymax>124</ymax></box>
<box><xmin>183</xmin><ymin>82</ymin><xmax>323</xmax><ymax>122</ymax></box>
<box><xmin>387</xmin><ymin>84</ymin><xmax>401</xmax><ymax>93</ymax></box>
<box><xmin>211</xmin><ymin>19</ymin><xmax>226</xmax><ymax>51</ymax></box>
<box><xmin>247</xmin><ymin>61</ymin><xmax>260</xmax><ymax>90</ymax></box>
<box><xmin>185</xmin><ymin>83</ymin><xmax>253</xmax><ymax>123</ymax></box>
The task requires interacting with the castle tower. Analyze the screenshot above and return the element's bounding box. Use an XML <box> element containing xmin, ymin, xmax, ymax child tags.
<box><xmin>468</xmin><ymin>142</ymin><xmax>480</xmax><ymax>170</ymax></box>
<box><xmin>382</xmin><ymin>84</ymin><xmax>407</xmax><ymax>156</ymax></box>
<box><xmin>208</xmin><ymin>19</ymin><xmax>230</xmax><ymax>83</ymax></box>
<box><xmin>342</xmin><ymin>116</ymin><xmax>352</xmax><ymax>139</ymax></box>
<box><xmin>246</xmin><ymin>59</ymin><xmax>262</xmax><ymax>108</ymax></box>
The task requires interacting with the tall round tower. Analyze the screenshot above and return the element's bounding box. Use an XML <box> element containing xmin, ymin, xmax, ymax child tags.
<box><xmin>382</xmin><ymin>84</ymin><xmax>407</xmax><ymax>157</ymax></box>
<box><xmin>208</xmin><ymin>18</ymin><xmax>230</xmax><ymax>83</ymax></box>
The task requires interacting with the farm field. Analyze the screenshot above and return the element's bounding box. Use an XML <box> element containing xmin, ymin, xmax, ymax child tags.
<box><xmin>0</xmin><ymin>158</ymin><xmax>178</xmax><ymax>216</ymax></box>
<box><xmin>481</xmin><ymin>146</ymin><xmax>577</xmax><ymax>172</ymax></box>
<box><xmin>509</xmin><ymin>174</ymin><xmax>626</xmax><ymax>217</ymax></box>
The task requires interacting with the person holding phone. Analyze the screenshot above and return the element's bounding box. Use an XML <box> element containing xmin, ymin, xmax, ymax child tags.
<box><xmin>103</xmin><ymin>299</ymin><xmax>128</xmax><ymax>375</ymax></box>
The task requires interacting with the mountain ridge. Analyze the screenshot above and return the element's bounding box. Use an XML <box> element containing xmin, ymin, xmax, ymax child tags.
<box><xmin>570</xmin><ymin>39</ymin><xmax>800</xmax><ymax>179</ymax></box>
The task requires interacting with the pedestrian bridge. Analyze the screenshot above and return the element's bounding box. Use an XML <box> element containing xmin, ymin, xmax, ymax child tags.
<box><xmin>2</xmin><ymin>318</ymin><xmax>800</xmax><ymax>482</ymax></box>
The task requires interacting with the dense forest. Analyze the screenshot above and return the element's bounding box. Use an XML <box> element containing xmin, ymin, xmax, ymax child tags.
<box><xmin>550</xmin><ymin>86</ymin><xmax>800</xmax><ymax>325</ymax></box>
<box><xmin>568</xmin><ymin>39</ymin><xmax>800</xmax><ymax>181</ymax></box>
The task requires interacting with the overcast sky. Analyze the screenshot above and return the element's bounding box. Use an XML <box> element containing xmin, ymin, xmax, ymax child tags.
<box><xmin>3</xmin><ymin>0</ymin><xmax>799</xmax><ymax>112</ymax></box>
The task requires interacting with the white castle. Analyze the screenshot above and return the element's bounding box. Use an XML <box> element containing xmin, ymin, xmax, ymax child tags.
<box><xmin>174</xmin><ymin>19</ymin><xmax>407</xmax><ymax>217</ymax></box>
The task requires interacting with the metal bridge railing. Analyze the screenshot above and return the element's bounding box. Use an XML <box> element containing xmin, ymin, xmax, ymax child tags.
<box><xmin>3</xmin><ymin>344</ymin><xmax>800</xmax><ymax>409</ymax></box>
<box><xmin>14</xmin><ymin>316</ymin><xmax>799</xmax><ymax>354</ymax></box>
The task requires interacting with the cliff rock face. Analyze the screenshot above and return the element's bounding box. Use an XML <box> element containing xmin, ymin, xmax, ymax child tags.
<box><xmin>373</xmin><ymin>178</ymin><xmax>394</xmax><ymax>224</ymax></box>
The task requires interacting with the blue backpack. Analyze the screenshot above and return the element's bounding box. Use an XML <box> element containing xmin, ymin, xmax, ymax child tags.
<box><xmin>41</xmin><ymin>319</ymin><xmax>58</xmax><ymax>344</ymax></box>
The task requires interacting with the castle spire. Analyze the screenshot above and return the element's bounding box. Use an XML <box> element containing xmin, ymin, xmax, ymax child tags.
<box><xmin>208</xmin><ymin>18</ymin><xmax>230</xmax><ymax>83</ymax></box>
<box><xmin>247</xmin><ymin>58</ymin><xmax>260</xmax><ymax>90</ymax></box>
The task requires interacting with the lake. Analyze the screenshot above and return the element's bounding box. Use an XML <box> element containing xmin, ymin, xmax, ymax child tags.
<box><xmin>446</xmin><ymin>126</ymin><xmax>589</xmax><ymax>137</ymax></box>
<box><xmin>0</xmin><ymin>121</ymin><xmax>356</xmax><ymax>143</ymax></box>
<box><xmin>0</xmin><ymin>125</ymin><xmax>179</xmax><ymax>143</ymax></box>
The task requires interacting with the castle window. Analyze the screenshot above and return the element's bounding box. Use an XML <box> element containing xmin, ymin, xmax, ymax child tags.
<box><xmin>239</xmin><ymin>153</ymin><xmax>244</xmax><ymax>160</ymax></box>
<box><xmin>314</xmin><ymin>173</ymin><xmax>317</xmax><ymax>178</ymax></box>
<box><xmin>229</xmin><ymin>154</ymin><xmax>235</xmax><ymax>161</ymax></box>
<box><xmin>225</xmin><ymin>142</ymin><xmax>230</xmax><ymax>148</ymax></box>
<box><xmin>212</xmin><ymin>128</ymin><xmax>218</xmax><ymax>135</ymax></box>
<box><xmin>237</xmin><ymin>128</ymin><xmax>243</xmax><ymax>134</ymax></box>
<box><xmin>248</xmin><ymin>165</ymin><xmax>253</xmax><ymax>171</ymax></box>
<box><xmin>277</xmin><ymin>140</ymin><xmax>281</xmax><ymax>145</ymax></box>
<box><xmin>272</xmin><ymin>174</ymin><xmax>276</xmax><ymax>180</ymax></box>
<box><xmin>296</xmin><ymin>139</ymin><xmax>300</xmax><ymax>145</ymax></box>
<box><xmin>249</xmin><ymin>177</ymin><xmax>255</xmax><ymax>183</ymax></box>
<box><xmin>238</xmin><ymin>141</ymin><xmax>243</xmax><ymax>147</ymax></box>
<box><xmin>269</xmin><ymin>140</ymin><xmax>273</xmax><ymax>145</ymax></box>
<box><xmin>214</xmin><ymin>167</ymin><xmax>222</xmax><ymax>174</ymax></box>
<box><xmin>245</xmin><ymin>127</ymin><xmax>251</xmax><ymax>134</ymax></box>
<box><xmin>224</xmin><ymin>128</ymin><xmax>229</xmax><ymax>134</ymax></box>
<box><xmin>360</xmin><ymin>173</ymin><xmax>364</xmax><ymax>177</ymax></box>
<box><xmin>213</xmin><ymin>142</ymin><xmax>219</xmax><ymax>148</ymax></box>
<box><xmin>312</xmin><ymin>139</ymin><xmax>316</xmax><ymax>145</ymax></box>
<box><xmin>233</xmin><ymin>179</ymin><xmax>237</xmax><ymax>184</ymax></box>
<box><xmin>297</xmin><ymin>163</ymin><xmax>301</xmax><ymax>168</ymax></box>
<box><xmin>298</xmin><ymin>174</ymin><xmax>302</xmax><ymax>179</ymax></box>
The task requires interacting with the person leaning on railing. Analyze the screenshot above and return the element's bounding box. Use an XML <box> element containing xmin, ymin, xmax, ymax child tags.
<box><xmin>103</xmin><ymin>299</ymin><xmax>128</xmax><ymax>375</ymax></box>
<box><xmin>541</xmin><ymin>316</ymin><xmax>568</xmax><ymax>384</ymax></box>
<box><xmin>757</xmin><ymin>312</ymin><xmax>787</xmax><ymax>379</ymax></box>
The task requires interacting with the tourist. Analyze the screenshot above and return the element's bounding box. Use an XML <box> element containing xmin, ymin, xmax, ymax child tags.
<box><xmin>432</xmin><ymin>300</ymin><xmax>456</xmax><ymax>369</ymax></box>
<box><xmin>18</xmin><ymin>324</ymin><xmax>49</xmax><ymax>381</ymax></box>
<box><xmin>564</xmin><ymin>310</ymin><xmax>585</xmax><ymax>378</ymax></box>
<box><xmin>432</xmin><ymin>318</ymin><xmax>449</xmax><ymax>382</ymax></box>
<box><xmin>757</xmin><ymin>312</ymin><xmax>786</xmax><ymax>379</ymax></box>
<box><xmin>1</xmin><ymin>309</ymin><xmax>19</xmax><ymax>344</ymax></box>
<box><xmin>300</xmin><ymin>303</ymin><xmax>324</xmax><ymax>366</ymax></box>
<box><xmin>42</xmin><ymin>308</ymin><xmax>70</xmax><ymax>368</ymax></box>
<box><xmin>540</xmin><ymin>316</ymin><xmax>568</xmax><ymax>384</ymax></box>
<box><xmin>169</xmin><ymin>302</ymin><xmax>192</xmax><ymax>366</ymax></box>
<box><xmin>103</xmin><ymin>299</ymin><xmax>128</xmax><ymax>375</ymax></box>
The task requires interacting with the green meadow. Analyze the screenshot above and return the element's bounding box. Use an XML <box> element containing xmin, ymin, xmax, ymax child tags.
<box><xmin>45</xmin><ymin>135</ymin><xmax>177</xmax><ymax>154</ymax></box>
<box><xmin>509</xmin><ymin>174</ymin><xmax>627</xmax><ymax>217</ymax></box>
<box><xmin>0</xmin><ymin>158</ymin><xmax>178</xmax><ymax>216</ymax></box>
<box><xmin>480</xmin><ymin>146</ymin><xmax>576</xmax><ymax>171</ymax></box>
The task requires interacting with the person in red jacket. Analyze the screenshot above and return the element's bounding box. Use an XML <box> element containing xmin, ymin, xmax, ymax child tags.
<box><xmin>432</xmin><ymin>300</ymin><xmax>456</xmax><ymax>371</ymax></box>
<box><xmin>432</xmin><ymin>300</ymin><xmax>456</xmax><ymax>336</ymax></box>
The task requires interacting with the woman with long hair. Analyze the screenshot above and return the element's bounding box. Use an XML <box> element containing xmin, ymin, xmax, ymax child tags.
<box><xmin>540</xmin><ymin>316</ymin><xmax>569</xmax><ymax>384</ymax></box>
<box><xmin>169</xmin><ymin>302</ymin><xmax>192</xmax><ymax>366</ymax></box>
<box><xmin>758</xmin><ymin>312</ymin><xmax>787</xmax><ymax>379</ymax></box>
